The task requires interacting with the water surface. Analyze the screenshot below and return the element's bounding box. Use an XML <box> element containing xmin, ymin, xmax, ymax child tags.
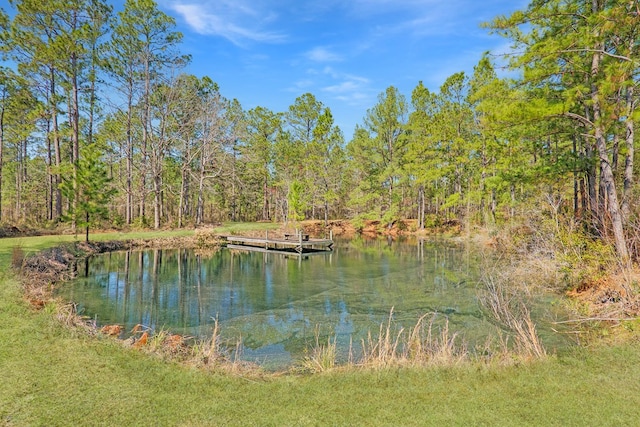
<box><xmin>58</xmin><ymin>237</ymin><xmax>566</xmax><ymax>368</ymax></box>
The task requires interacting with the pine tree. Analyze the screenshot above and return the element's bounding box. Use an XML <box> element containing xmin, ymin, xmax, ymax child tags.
<box><xmin>60</xmin><ymin>143</ymin><xmax>115</xmax><ymax>241</ymax></box>
<box><xmin>489</xmin><ymin>0</ymin><xmax>640</xmax><ymax>261</ymax></box>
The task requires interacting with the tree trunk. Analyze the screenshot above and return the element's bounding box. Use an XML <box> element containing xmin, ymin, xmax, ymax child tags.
<box><xmin>263</xmin><ymin>174</ymin><xmax>269</xmax><ymax>221</ymax></box>
<box><xmin>140</xmin><ymin>52</ymin><xmax>151</xmax><ymax>223</ymax></box>
<box><xmin>46</xmin><ymin>117</ymin><xmax>53</xmax><ymax>221</ymax></box>
<box><xmin>0</xmin><ymin>102</ymin><xmax>4</xmax><ymax>222</ymax></box>
<box><xmin>71</xmin><ymin>49</ymin><xmax>81</xmax><ymax>233</ymax></box>
<box><xmin>590</xmin><ymin>47</ymin><xmax>629</xmax><ymax>261</ymax></box>
<box><xmin>510</xmin><ymin>185</ymin><xmax>515</xmax><ymax>219</ymax></box>
<box><xmin>178</xmin><ymin>165</ymin><xmax>188</xmax><ymax>228</ymax></box>
<box><xmin>324</xmin><ymin>200</ymin><xmax>329</xmax><ymax>226</ymax></box>
<box><xmin>621</xmin><ymin>85</ymin><xmax>635</xmax><ymax>220</ymax></box>
<box><xmin>572</xmin><ymin>135</ymin><xmax>579</xmax><ymax>218</ymax></box>
<box><xmin>585</xmin><ymin>141</ymin><xmax>598</xmax><ymax>223</ymax></box>
<box><xmin>418</xmin><ymin>185</ymin><xmax>425</xmax><ymax>230</ymax></box>
<box><xmin>196</xmin><ymin>166</ymin><xmax>206</xmax><ymax>225</ymax></box>
<box><xmin>154</xmin><ymin>174</ymin><xmax>162</xmax><ymax>229</ymax></box>
<box><xmin>50</xmin><ymin>67</ymin><xmax>63</xmax><ymax>220</ymax></box>
<box><xmin>126</xmin><ymin>103</ymin><xmax>133</xmax><ymax>225</ymax></box>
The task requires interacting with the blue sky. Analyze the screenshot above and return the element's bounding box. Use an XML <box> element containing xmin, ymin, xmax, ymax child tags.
<box><xmin>2</xmin><ymin>0</ymin><xmax>528</xmax><ymax>140</ymax></box>
<box><xmin>157</xmin><ymin>0</ymin><xmax>528</xmax><ymax>140</ymax></box>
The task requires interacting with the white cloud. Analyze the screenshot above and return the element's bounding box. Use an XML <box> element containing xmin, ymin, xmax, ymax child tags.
<box><xmin>335</xmin><ymin>92</ymin><xmax>369</xmax><ymax>103</ymax></box>
<box><xmin>293</xmin><ymin>79</ymin><xmax>315</xmax><ymax>90</ymax></box>
<box><xmin>306</xmin><ymin>47</ymin><xmax>343</xmax><ymax>63</ymax></box>
<box><xmin>343</xmin><ymin>0</ymin><xmax>521</xmax><ymax>40</ymax></box>
<box><xmin>169</xmin><ymin>2</ymin><xmax>286</xmax><ymax>46</ymax></box>
<box><xmin>324</xmin><ymin>81</ymin><xmax>361</xmax><ymax>93</ymax></box>
<box><xmin>321</xmin><ymin>70</ymin><xmax>373</xmax><ymax>106</ymax></box>
<box><xmin>347</xmin><ymin>0</ymin><xmax>444</xmax><ymax>14</ymax></box>
<box><xmin>286</xmin><ymin>64</ymin><xmax>373</xmax><ymax>106</ymax></box>
<box><xmin>322</xmin><ymin>66</ymin><xmax>339</xmax><ymax>78</ymax></box>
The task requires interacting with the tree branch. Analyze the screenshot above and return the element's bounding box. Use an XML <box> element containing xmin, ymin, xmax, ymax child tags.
<box><xmin>557</xmin><ymin>112</ymin><xmax>594</xmax><ymax>128</ymax></box>
<box><xmin>559</xmin><ymin>48</ymin><xmax>633</xmax><ymax>62</ymax></box>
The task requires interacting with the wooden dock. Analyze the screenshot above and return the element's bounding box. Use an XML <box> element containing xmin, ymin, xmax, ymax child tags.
<box><xmin>224</xmin><ymin>231</ymin><xmax>333</xmax><ymax>254</ymax></box>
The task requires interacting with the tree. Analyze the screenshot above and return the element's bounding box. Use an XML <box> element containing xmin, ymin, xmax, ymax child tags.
<box><xmin>0</xmin><ymin>67</ymin><xmax>21</xmax><ymax>222</ymax></box>
<box><xmin>224</xmin><ymin>98</ymin><xmax>247</xmax><ymax>222</ymax></box>
<box><xmin>346</xmin><ymin>125</ymin><xmax>385</xmax><ymax>220</ymax></box>
<box><xmin>0</xmin><ymin>10</ymin><xmax>10</xmax><ymax>196</ymax></box>
<box><xmin>105</xmin><ymin>2</ymin><xmax>142</xmax><ymax>225</ymax></box>
<box><xmin>109</xmin><ymin>0</ymin><xmax>187</xmax><ymax>226</ymax></box>
<box><xmin>310</xmin><ymin>107</ymin><xmax>345</xmax><ymax>224</ymax></box>
<box><xmin>245</xmin><ymin>106</ymin><xmax>281</xmax><ymax>221</ymax></box>
<box><xmin>53</xmin><ymin>0</ymin><xmax>112</xmax><ymax>231</ymax></box>
<box><xmin>166</xmin><ymin>75</ymin><xmax>218</xmax><ymax>228</ymax></box>
<box><xmin>490</xmin><ymin>0</ymin><xmax>640</xmax><ymax>261</ymax></box>
<box><xmin>283</xmin><ymin>93</ymin><xmax>323</xmax><ymax>219</ymax></box>
<box><xmin>288</xmin><ymin>180</ymin><xmax>305</xmax><ymax>222</ymax></box>
<box><xmin>194</xmin><ymin>81</ymin><xmax>226</xmax><ymax>226</ymax></box>
<box><xmin>405</xmin><ymin>80</ymin><xmax>439</xmax><ymax>229</ymax></box>
<box><xmin>60</xmin><ymin>143</ymin><xmax>115</xmax><ymax>241</ymax></box>
<box><xmin>84</xmin><ymin>0</ymin><xmax>112</xmax><ymax>146</ymax></box>
<box><xmin>8</xmin><ymin>0</ymin><xmax>67</xmax><ymax>221</ymax></box>
<box><xmin>357</xmin><ymin>86</ymin><xmax>408</xmax><ymax>226</ymax></box>
<box><xmin>0</xmin><ymin>65</ymin><xmax>40</xmax><ymax>223</ymax></box>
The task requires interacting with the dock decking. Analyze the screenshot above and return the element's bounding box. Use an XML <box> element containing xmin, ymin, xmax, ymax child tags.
<box><xmin>224</xmin><ymin>232</ymin><xmax>333</xmax><ymax>254</ymax></box>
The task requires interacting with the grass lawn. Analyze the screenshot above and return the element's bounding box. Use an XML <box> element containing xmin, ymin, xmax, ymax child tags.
<box><xmin>1</xmin><ymin>228</ymin><xmax>640</xmax><ymax>426</ymax></box>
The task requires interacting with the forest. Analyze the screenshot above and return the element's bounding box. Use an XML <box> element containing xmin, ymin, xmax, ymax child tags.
<box><xmin>0</xmin><ymin>0</ymin><xmax>638</xmax><ymax>262</ymax></box>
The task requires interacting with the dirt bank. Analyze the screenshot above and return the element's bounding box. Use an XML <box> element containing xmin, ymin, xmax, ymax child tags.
<box><xmin>19</xmin><ymin>232</ymin><xmax>224</xmax><ymax>307</ymax></box>
<box><xmin>300</xmin><ymin>218</ymin><xmax>460</xmax><ymax>238</ymax></box>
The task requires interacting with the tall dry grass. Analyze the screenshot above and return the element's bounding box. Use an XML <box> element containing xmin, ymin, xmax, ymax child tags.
<box><xmin>479</xmin><ymin>272</ymin><xmax>546</xmax><ymax>359</ymax></box>
<box><xmin>301</xmin><ymin>326</ymin><xmax>338</xmax><ymax>373</ymax></box>
<box><xmin>297</xmin><ymin>308</ymin><xmax>469</xmax><ymax>371</ymax></box>
<box><xmin>301</xmin><ymin>290</ymin><xmax>549</xmax><ymax>372</ymax></box>
<box><xmin>406</xmin><ymin>312</ymin><xmax>465</xmax><ymax>365</ymax></box>
<box><xmin>191</xmin><ymin>318</ymin><xmax>228</xmax><ymax>365</ymax></box>
<box><xmin>357</xmin><ymin>309</ymin><xmax>467</xmax><ymax>368</ymax></box>
<box><xmin>188</xmin><ymin>318</ymin><xmax>256</xmax><ymax>374</ymax></box>
<box><xmin>359</xmin><ymin>308</ymin><xmax>405</xmax><ymax>366</ymax></box>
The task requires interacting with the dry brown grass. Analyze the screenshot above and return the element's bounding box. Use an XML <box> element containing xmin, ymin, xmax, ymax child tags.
<box><xmin>301</xmin><ymin>326</ymin><xmax>338</xmax><ymax>373</ymax></box>
<box><xmin>298</xmin><ymin>300</ymin><xmax>549</xmax><ymax>372</ymax></box>
<box><xmin>406</xmin><ymin>313</ymin><xmax>466</xmax><ymax>365</ymax></box>
<box><xmin>488</xmin><ymin>218</ymin><xmax>640</xmax><ymax>343</ymax></box>
<box><xmin>297</xmin><ymin>309</ymin><xmax>468</xmax><ymax>371</ymax></box>
<box><xmin>359</xmin><ymin>309</ymin><xmax>405</xmax><ymax>366</ymax></box>
<box><xmin>479</xmin><ymin>272</ymin><xmax>547</xmax><ymax>359</ymax></box>
<box><xmin>356</xmin><ymin>310</ymin><xmax>468</xmax><ymax>368</ymax></box>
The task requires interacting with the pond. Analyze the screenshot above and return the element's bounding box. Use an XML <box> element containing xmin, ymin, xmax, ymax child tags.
<box><xmin>57</xmin><ymin>237</ymin><xmax>569</xmax><ymax>369</ymax></box>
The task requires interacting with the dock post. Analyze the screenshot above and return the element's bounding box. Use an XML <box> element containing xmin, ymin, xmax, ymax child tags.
<box><xmin>265</xmin><ymin>231</ymin><xmax>268</xmax><ymax>249</ymax></box>
<box><xmin>297</xmin><ymin>231</ymin><xmax>303</xmax><ymax>254</ymax></box>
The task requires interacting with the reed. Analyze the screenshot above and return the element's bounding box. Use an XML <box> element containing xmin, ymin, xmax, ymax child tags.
<box><xmin>479</xmin><ymin>272</ymin><xmax>546</xmax><ymax>359</ymax></box>
<box><xmin>301</xmin><ymin>326</ymin><xmax>338</xmax><ymax>373</ymax></box>
<box><xmin>192</xmin><ymin>317</ymin><xmax>225</xmax><ymax>366</ymax></box>
<box><xmin>407</xmin><ymin>313</ymin><xmax>466</xmax><ymax>365</ymax></box>
<box><xmin>306</xmin><ymin>309</ymin><xmax>470</xmax><ymax>370</ymax></box>
<box><xmin>359</xmin><ymin>308</ymin><xmax>405</xmax><ymax>367</ymax></box>
<box><xmin>146</xmin><ymin>327</ymin><xmax>189</xmax><ymax>357</ymax></box>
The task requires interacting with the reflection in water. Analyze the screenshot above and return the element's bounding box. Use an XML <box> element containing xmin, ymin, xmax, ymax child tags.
<box><xmin>58</xmin><ymin>237</ymin><xmax>564</xmax><ymax>368</ymax></box>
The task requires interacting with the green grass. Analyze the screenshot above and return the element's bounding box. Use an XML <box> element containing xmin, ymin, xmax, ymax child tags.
<box><xmin>2</xmin><ymin>228</ymin><xmax>640</xmax><ymax>425</ymax></box>
<box><xmin>0</xmin><ymin>229</ymin><xmax>195</xmax><ymax>267</ymax></box>
<box><xmin>214</xmin><ymin>221</ymin><xmax>282</xmax><ymax>235</ymax></box>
